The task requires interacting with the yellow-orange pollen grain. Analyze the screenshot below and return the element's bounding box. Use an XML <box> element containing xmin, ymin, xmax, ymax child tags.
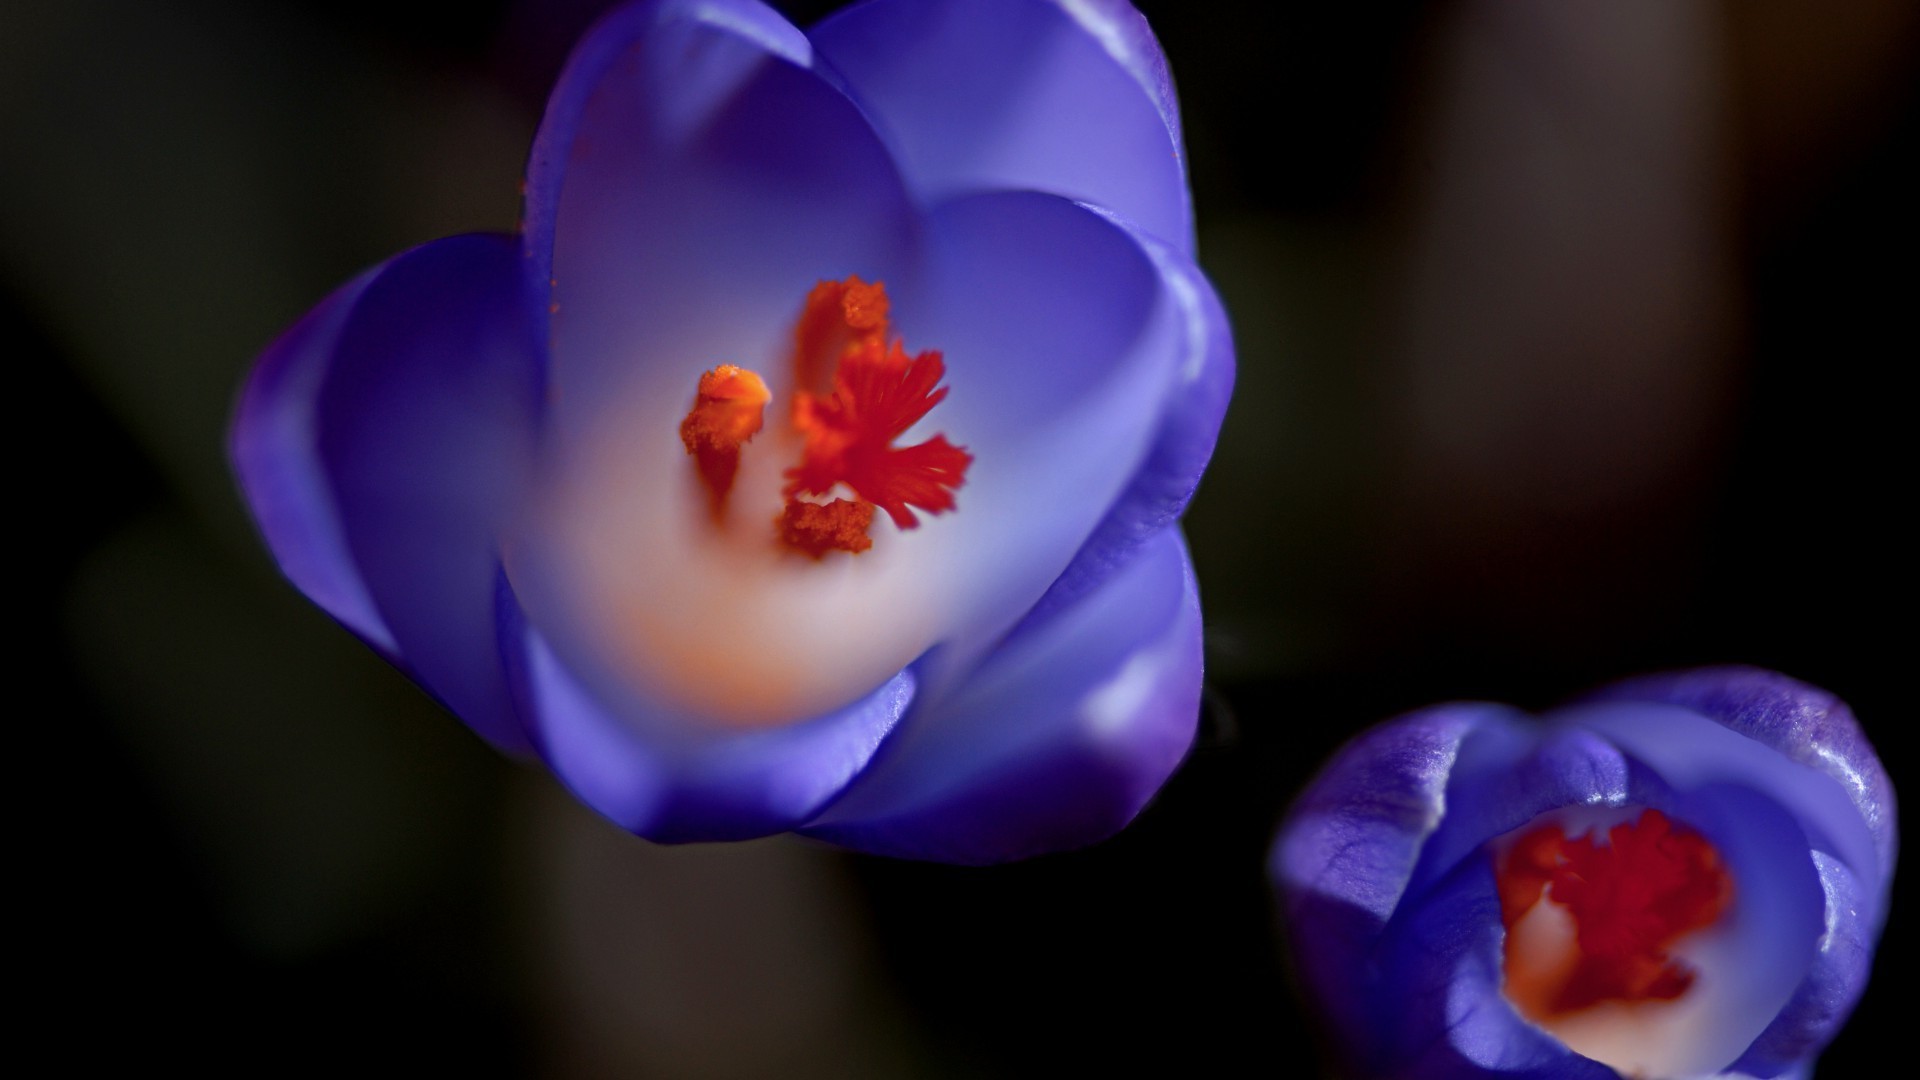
<box><xmin>677</xmin><ymin>276</ymin><xmax>972</xmax><ymax>557</ymax></box>
<box><xmin>1495</xmin><ymin>808</ymin><xmax>1733</xmax><ymax>1021</ymax></box>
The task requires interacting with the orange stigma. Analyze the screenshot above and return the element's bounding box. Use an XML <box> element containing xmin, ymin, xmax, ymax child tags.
<box><xmin>786</xmin><ymin>337</ymin><xmax>972</xmax><ymax>532</ymax></box>
<box><xmin>678</xmin><ymin>278</ymin><xmax>969</xmax><ymax>556</ymax></box>
<box><xmin>679</xmin><ymin>364</ymin><xmax>771</xmax><ymax>518</ymax></box>
<box><xmin>791</xmin><ymin>275</ymin><xmax>890</xmax><ymax>399</ymax></box>
<box><xmin>1496</xmin><ymin>808</ymin><xmax>1733</xmax><ymax>1019</ymax></box>
<box><xmin>779</xmin><ymin>498</ymin><xmax>875</xmax><ymax>559</ymax></box>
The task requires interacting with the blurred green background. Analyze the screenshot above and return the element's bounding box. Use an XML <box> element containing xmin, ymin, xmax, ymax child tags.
<box><xmin>7</xmin><ymin>0</ymin><xmax>1914</xmax><ymax>1074</ymax></box>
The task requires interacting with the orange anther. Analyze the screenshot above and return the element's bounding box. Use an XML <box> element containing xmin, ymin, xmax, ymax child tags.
<box><xmin>792</xmin><ymin>275</ymin><xmax>890</xmax><ymax>399</ymax></box>
<box><xmin>679</xmin><ymin>278</ymin><xmax>966</xmax><ymax>555</ymax></box>
<box><xmin>679</xmin><ymin>364</ymin><xmax>771</xmax><ymax>519</ymax></box>
<box><xmin>778</xmin><ymin>498</ymin><xmax>875</xmax><ymax>558</ymax></box>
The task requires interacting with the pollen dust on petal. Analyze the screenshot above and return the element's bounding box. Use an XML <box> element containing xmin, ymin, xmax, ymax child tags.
<box><xmin>678</xmin><ymin>364</ymin><xmax>770</xmax><ymax>520</ymax></box>
<box><xmin>778</xmin><ymin>498</ymin><xmax>874</xmax><ymax>558</ymax></box>
<box><xmin>1496</xmin><ymin>808</ymin><xmax>1734</xmax><ymax>1020</ymax></box>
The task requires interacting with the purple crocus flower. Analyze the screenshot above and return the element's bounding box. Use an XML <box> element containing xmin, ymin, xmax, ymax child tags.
<box><xmin>1273</xmin><ymin>668</ymin><xmax>1895</xmax><ymax>1079</ymax></box>
<box><xmin>229</xmin><ymin>0</ymin><xmax>1231</xmax><ymax>863</ymax></box>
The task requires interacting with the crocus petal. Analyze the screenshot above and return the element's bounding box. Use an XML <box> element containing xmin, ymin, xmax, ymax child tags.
<box><xmin>313</xmin><ymin>233</ymin><xmax>542</xmax><ymax>754</ymax></box>
<box><xmin>504</xmin><ymin>602</ymin><xmax>914</xmax><ymax>843</ymax></box>
<box><xmin>1585</xmin><ymin>666</ymin><xmax>1898</xmax><ymax>886</ymax></box>
<box><xmin>1562</xmin><ymin>702</ymin><xmax>1880</xmax><ymax>921</ymax></box>
<box><xmin>812</xmin><ymin>0</ymin><xmax>1193</xmax><ymax>253</ymax></box>
<box><xmin>1729</xmin><ymin>850</ymin><xmax>1879</xmax><ymax>1077</ymax></box>
<box><xmin>1270</xmin><ymin>702</ymin><xmax>1502</xmax><ymax>1063</ymax></box>
<box><xmin>801</xmin><ymin>526</ymin><xmax>1201</xmax><ymax>865</ymax></box>
<box><xmin>231</xmin><ymin>263</ymin><xmax>394</xmax><ymax>655</ymax></box>
<box><xmin>1009</xmin><ymin>214</ymin><xmax>1234</xmax><ymax>636</ymax></box>
<box><xmin>1400</xmin><ymin>717</ymin><xmax>1637</xmax><ymax>904</ymax></box>
<box><xmin>1656</xmin><ymin>783</ymin><xmax>1825</xmax><ymax>1078</ymax></box>
<box><xmin>524</xmin><ymin>0</ymin><xmax>918</xmax><ymax>432</ymax></box>
<box><xmin>889</xmin><ymin>190</ymin><xmax>1195</xmax><ymax>689</ymax></box>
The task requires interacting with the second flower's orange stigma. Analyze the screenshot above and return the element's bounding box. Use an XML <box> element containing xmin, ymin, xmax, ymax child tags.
<box><xmin>676</xmin><ymin>277</ymin><xmax>970</xmax><ymax>556</ymax></box>
<box><xmin>1496</xmin><ymin>808</ymin><xmax>1733</xmax><ymax>1019</ymax></box>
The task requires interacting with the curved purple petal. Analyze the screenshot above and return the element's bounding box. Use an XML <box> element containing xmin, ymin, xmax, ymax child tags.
<box><xmin>1586</xmin><ymin>667</ymin><xmax>1898</xmax><ymax>887</ymax></box>
<box><xmin>502</xmin><ymin>596</ymin><xmax>913</xmax><ymax>842</ymax></box>
<box><xmin>1730</xmin><ymin>850</ymin><xmax>1880</xmax><ymax>1077</ymax></box>
<box><xmin>883</xmin><ymin>191</ymin><xmax>1196</xmax><ymax>685</ymax></box>
<box><xmin>812</xmin><ymin>0</ymin><xmax>1193</xmax><ymax>253</ymax></box>
<box><xmin>1659</xmin><ymin>782</ymin><xmax>1828</xmax><ymax>1076</ymax></box>
<box><xmin>801</xmin><ymin>526</ymin><xmax>1201</xmax><ymax>864</ymax></box>
<box><xmin>231</xmin><ymin>262</ymin><xmax>394</xmax><ymax>655</ymax></box>
<box><xmin>523</xmin><ymin>0</ymin><xmax>919</xmax><ymax>433</ymax></box>
<box><xmin>1561</xmin><ymin>701</ymin><xmax>1881</xmax><ymax>923</ymax></box>
<box><xmin>314</xmin><ymin>233</ymin><xmax>543</xmax><ymax>754</ymax></box>
<box><xmin>1399</xmin><ymin>717</ymin><xmax>1638</xmax><ymax>905</ymax></box>
<box><xmin>524</xmin><ymin>0</ymin><xmax>810</xmax><ymax>299</ymax></box>
<box><xmin>1009</xmin><ymin>213</ymin><xmax>1234</xmax><ymax>638</ymax></box>
<box><xmin>1271</xmin><ymin>702</ymin><xmax>1503</xmax><ymax>1063</ymax></box>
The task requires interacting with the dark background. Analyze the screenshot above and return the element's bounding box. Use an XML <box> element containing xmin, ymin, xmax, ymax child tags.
<box><xmin>8</xmin><ymin>0</ymin><xmax>1914</xmax><ymax>1074</ymax></box>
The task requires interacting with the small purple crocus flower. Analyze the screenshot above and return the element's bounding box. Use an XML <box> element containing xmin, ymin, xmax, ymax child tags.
<box><xmin>1273</xmin><ymin>667</ymin><xmax>1895</xmax><ymax>1079</ymax></box>
<box><xmin>229</xmin><ymin>0</ymin><xmax>1232</xmax><ymax>863</ymax></box>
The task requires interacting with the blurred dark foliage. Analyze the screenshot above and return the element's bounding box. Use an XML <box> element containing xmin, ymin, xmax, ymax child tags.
<box><xmin>9</xmin><ymin>0</ymin><xmax>1914</xmax><ymax>1074</ymax></box>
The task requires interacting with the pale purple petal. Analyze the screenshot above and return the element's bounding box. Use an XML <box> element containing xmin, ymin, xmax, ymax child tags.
<box><xmin>314</xmin><ymin>233</ymin><xmax>542</xmax><ymax>754</ymax></box>
<box><xmin>1730</xmin><ymin>850</ymin><xmax>1880</xmax><ymax>1076</ymax></box>
<box><xmin>524</xmin><ymin>0</ymin><xmax>918</xmax><ymax>437</ymax></box>
<box><xmin>812</xmin><ymin>0</ymin><xmax>1193</xmax><ymax>252</ymax></box>
<box><xmin>881</xmin><ymin>191</ymin><xmax>1195</xmax><ymax>688</ymax></box>
<box><xmin>1010</xmin><ymin>214</ymin><xmax>1234</xmax><ymax>636</ymax></box>
<box><xmin>1561</xmin><ymin>702</ymin><xmax>1881</xmax><ymax>923</ymax></box>
<box><xmin>802</xmin><ymin>526</ymin><xmax>1200</xmax><ymax>864</ymax></box>
<box><xmin>504</xmin><ymin>603</ymin><xmax>913</xmax><ymax>842</ymax></box>
<box><xmin>230</xmin><ymin>262</ymin><xmax>394</xmax><ymax>654</ymax></box>
<box><xmin>1400</xmin><ymin>718</ymin><xmax>1636</xmax><ymax>904</ymax></box>
<box><xmin>1585</xmin><ymin>667</ymin><xmax>1897</xmax><ymax>886</ymax></box>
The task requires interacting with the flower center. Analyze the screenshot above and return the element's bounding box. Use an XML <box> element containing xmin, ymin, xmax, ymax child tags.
<box><xmin>1495</xmin><ymin>808</ymin><xmax>1733</xmax><ymax>1022</ymax></box>
<box><xmin>680</xmin><ymin>276</ymin><xmax>972</xmax><ymax>557</ymax></box>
